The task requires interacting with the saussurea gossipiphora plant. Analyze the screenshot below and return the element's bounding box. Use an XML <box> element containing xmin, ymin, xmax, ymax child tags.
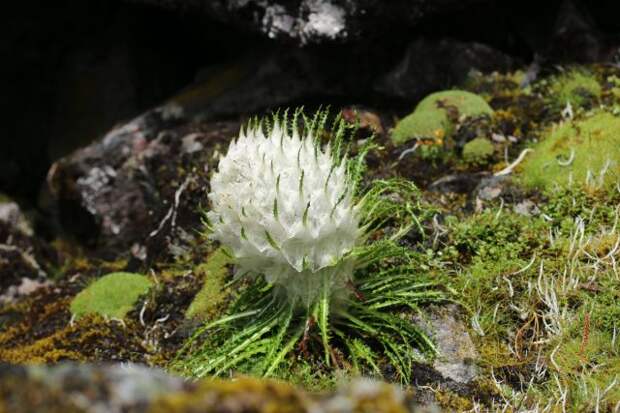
<box><xmin>173</xmin><ymin>109</ymin><xmax>447</xmax><ymax>383</ymax></box>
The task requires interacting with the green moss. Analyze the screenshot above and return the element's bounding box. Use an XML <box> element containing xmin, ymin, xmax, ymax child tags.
<box><xmin>436</xmin><ymin>182</ymin><xmax>620</xmax><ymax>410</ymax></box>
<box><xmin>549</xmin><ymin>70</ymin><xmax>602</xmax><ymax>110</ymax></box>
<box><xmin>392</xmin><ymin>90</ymin><xmax>493</xmax><ymax>145</ymax></box>
<box><xmin>462</xmin><ymin>137</ymin><xmax>494</xmax><ymax>165</ymax></box>
<box><xmin>70</xmin><ymin>272</ymin><xmax>153</xmax><ymax>320</ymax></box>
<box><xmin>185</xmin><ymin>248</ymin><xmax>231</xmax><ymax>320</ymax></box>
<box><xmin>519</xmin><ymin>111</ymin><xmax>620</xmax><ymax>190</ymax></box>
<box><xmin>275</xmin><ymin>360</ymin><xmax>339</xmax><ymax>392</ymax></box>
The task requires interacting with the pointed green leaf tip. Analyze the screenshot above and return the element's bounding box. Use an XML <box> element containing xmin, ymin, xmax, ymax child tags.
<box><xmin>70</xmin><ymin>272</ymin><xmax>153</xmax><ymax>320</ymax></box>
<box><xmin>391</xmin><ymin>90</ymin><xmax>493</xmax><ymax>145</ymax></box>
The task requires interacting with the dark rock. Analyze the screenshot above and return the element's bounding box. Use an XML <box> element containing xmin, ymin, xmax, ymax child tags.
<box><xmin>429</xmin><ymin>173</ymin><xmax>489</xmax><ymax>195</ymax></box>
<box><xmin>546</xmin><ymin>0</ymin><xmax>603</xmax><ymax>63</ymax></box>
<box><xmin>48</xmin><ymin>105</ymin><xmax>239</xmax><ymax>258</ymax></box>
<box><xmin>375</xmin><ymin>38</ymin><xmax>515</xmax><ymax>100</ymax></box>
<box><xmin>129</xmin><ymin>0</ymin><xmax>486</xmax><ymax>45</ymax></box>
<box><xmin>1</xmin><ymin>0</ymin><xmax>238</xmax><ymax>204</ymax></box>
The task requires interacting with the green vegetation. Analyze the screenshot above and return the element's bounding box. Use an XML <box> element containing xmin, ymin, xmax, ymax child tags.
<box><xmin>4</xmin><ymin>64</ymin><xmax>620</xmax><ymax>411</ymax></box>
<box><xmin>70</xmin><ymin>272</ymin><xmax>153</xmax><ymax>320</ymax></box>
<box><xmin>461</xmin><ymin>137</ymin><xmax>494</xmax><ymax>165</ymax></box>
<box><xmin>549</xmin><ymin>70</ymin><xmax>602</xmax><ymax>110</ymax></box>
<box><xmin>391</xmin><ymin>90</ymin><xmax>493</xmax><ymax>145</ymax></box>
<box><xmin>436</xmin><ymin>184</ymin><xmax>620</xmax><ymax>411</ymax></box>
<box><xmin>172</xmin><ymin>113</ymin><xmax>446</xmax><ymax>383</ymax></box>
<box><xmin>185</xmin><ymin>248</ymin><xmax>232</xmax><ymax>320</ymax></box>
<box><xmin>520</xmin><ymin>111</ymin><xmax>620</xmax><ymax>190</ymax></box>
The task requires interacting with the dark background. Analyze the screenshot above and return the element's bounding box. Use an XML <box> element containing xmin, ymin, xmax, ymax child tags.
<box><xmin>2</xmin><ymin>0</ymin><xmax>619</xmax><ymax>207</ymax></box>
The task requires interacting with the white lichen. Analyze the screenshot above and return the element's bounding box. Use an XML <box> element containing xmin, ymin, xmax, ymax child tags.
<box><xmin>207</xmin><ymin>119</ymin><xmax>360</xmax><ymax>303</ymax></box>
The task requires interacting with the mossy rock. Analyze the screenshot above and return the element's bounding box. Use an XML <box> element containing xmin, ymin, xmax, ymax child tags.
<box><xmin>549</xmin><ymin>70</ymin><xmax>601</xmax><ymax>110</ymax></box>
<box><xmin>70</xmin><ymin>272</ymin><xmax>153</xmax><ymax>320</ymax></box>
<box><xmin>392</xmin><ymin>90</ymin><xmax>493</xmax><ymax>145</ymax></box>
<box><xmin>519</xmin><ymin>111</ymin><xmax>620</xmax><ymax>190</ymax></box>
<box><xmin>462</xmin><ymin>137</ymin><xmax>494</xmax><ymax>165</ymax></box>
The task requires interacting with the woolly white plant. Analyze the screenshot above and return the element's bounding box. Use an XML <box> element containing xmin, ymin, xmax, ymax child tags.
<box><xmin>207</xmin><ymin>114</ymin><xmax>358</xmax><ymax>304</ymax></box>
<box><xmin>176</xmin><ymin>110</ymin><xmax>445</xmax><ymax>382</ymax></box>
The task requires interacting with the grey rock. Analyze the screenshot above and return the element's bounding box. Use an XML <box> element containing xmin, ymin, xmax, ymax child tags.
<box><xmin>0</xmin><ymin>200</ymin><xmax>33</xmax><ymax>237</ymax></box>
<box><xmin>48</xmin><ymin>106</ymin><xmax>239</xmax><ymax>257</ymax></box>
<box><xmin>429</xmin><ymin>304</ymin><xmax>478</xmax><ymax>384</ymax></box>
<box><xmin>514</xmin><ymin>199</ymin><xmax>541</xmax><ymax>217</ymax></box>
<box><xmin>0</xmin><ymin>197</ymin><xmax>49</xmax><ymax>294</ymax></box>
<box><xmin>1</xmin><ymin>363</ymin><xmax>186</xmax><ymax>413</ymax></box>
<box><xmin>408</xmin><ymin>304</ymin><xmax>480</xmax><ymax>403</ymax></box>
<box><xmin>0</xmin><ymin>362</ymin><xmax>432</xmax><ymax>413</ymax></box>
<box><xmin>475</xmin><ymin>175</ymin><xmax>509</xmax><ymax>202</ymax></box>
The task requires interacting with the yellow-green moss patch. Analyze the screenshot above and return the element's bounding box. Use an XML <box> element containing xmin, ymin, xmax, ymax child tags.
<box><xmin>519</xmin><ymin>111</ymin><xmax>620</xmax><ymax>190</ymax></box>
<box><xmin>392</xmin><ymin>90</ymin><xmax>493</xmax><ymax>145</ymax></box>
<box><xmin>462</xmin><ymin>137</ymin><xmax>494</xmax><ymax>165</ymax></box>
<box><xmin>185</xmin><ymin>248</ymin><xmax>231</xmax><ymax>320</ymax></box>
<box><xmin>70</xmin><ymin>272</ymin><xmax>153</xmax><ymax>320</ymax></box>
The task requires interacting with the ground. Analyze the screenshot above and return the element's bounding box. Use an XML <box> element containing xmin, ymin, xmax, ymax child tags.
<box><xmin>1</xmin><ymin>64</ymin><xmax>620</xmax><ymax>412</ymax></box>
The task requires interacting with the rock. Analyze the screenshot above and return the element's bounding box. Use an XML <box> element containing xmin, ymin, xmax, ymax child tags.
<box><xmin>429</xmin><ymin>173</ymin><xmax>489</xmax><ymax>195</ymax></box>
<box><xmin>546</xmin><ymin>0</ymin><xmax>603</xmax><ymax>63</ymax></box>
<box><xmin>0</xmin><ymin>363</ymin><xmax>186</xmax><ymax>413</ymax></box>
<box><xmin>411</xmin><ymin>304</ymin><xmax>478</xmax><ymax>388</ymax></box>
<box><xmin>0</xmin><ymin>200</ymin><xmax>33</xmax><ymax>237</ymax></box>
<box><xmin>0</xmin><ymin>362</ymin><xmax>431</xmax><ymax>413</ymax></box>
<box><xmin>473</xmin><ymin>176</ymin><xmax>527</xmax><ymax>212</ymax></box>
<box><xmin>513</xmin><ymin>199</ymin><xmax>541</xmax><ymax>217</ymax></box>
<box><xmin>0</xmin><ymin>278</ymin><xmax>51</xmax><ymax>306</ymax></box>
<box><xmin>376</xmin><ymin>39</ymin><xmax>515</xmax><ymax>101</ymax></box>
<box><xmin>428</xmin><ymin>304</ymin><xmax>478</xmax><ymax>384</ymax></box>
<box><xmin>129</xmin><ymin>0</ymin><xmax>484</xmax><ymax>45</ymax></box>
<box><xmin>47</xmin><ymin>105</ymin><xmax>239</xmax><ymax>257</ymax></box>
<box><xmin>0</xmin><ymin>197</ymin><xmax>50</xmax><ymax>296</ymax></box>
<box><xmin>1</xmin><ymin>0</ymin><xmax>213</xmax><ymax>203</ymax></box>
<box><xmin>475</xmin><ymin>175</ymin><xmax>509</xmax><ymax>201</ymax></box>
